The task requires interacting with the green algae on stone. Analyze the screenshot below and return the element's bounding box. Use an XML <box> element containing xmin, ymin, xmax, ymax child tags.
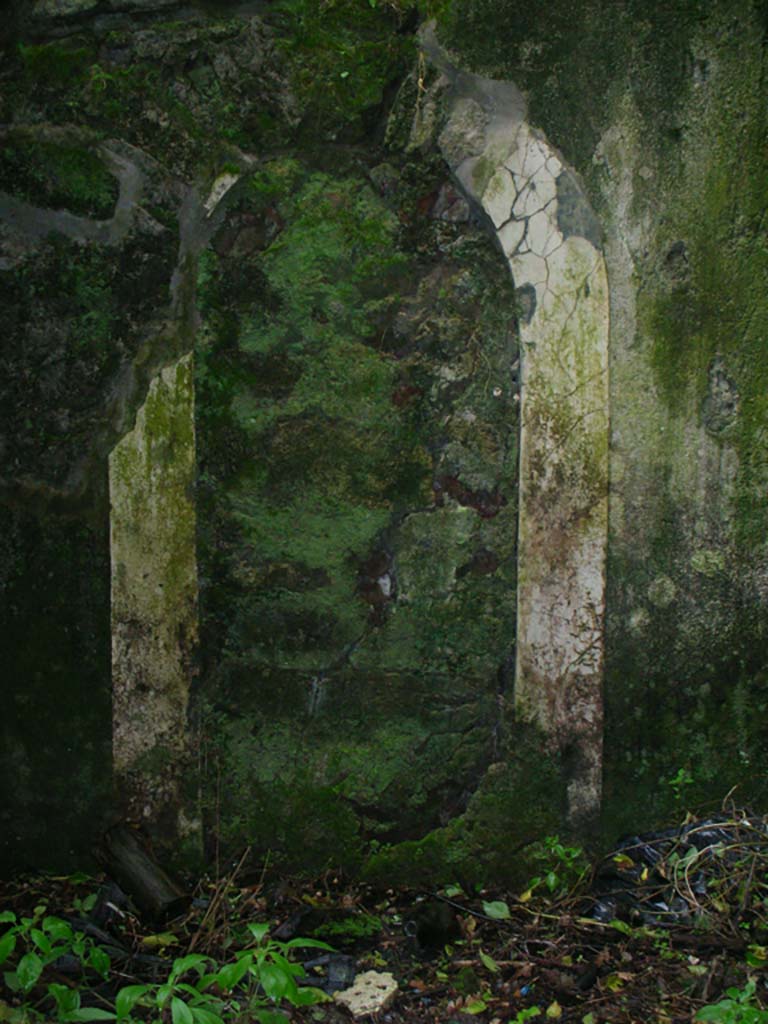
<box><xmin>0</xmin><ymin>135</ymin><xmax>118</xmax><ymax>218</ymax></box>
<box><xmin>195</xmin><ymin>152</ymin><xmax>520</xmax><ymax>871</ymax></box>
<box><xmin>110</xmin><ymin>354</ymin><xmax>200</xmax><ymax>852</ymax></box>
<box><xmin>362</xmin><ymin>726</ymin><xmax>564</xmax><ymax>890</ymax></box>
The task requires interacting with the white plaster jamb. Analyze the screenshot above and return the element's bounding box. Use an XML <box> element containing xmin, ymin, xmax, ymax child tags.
<box><xmin>109</xmin><ymin>353</ymin><xmax>200</xmax><ymax>846</ymax></box>
<box><xmin>421</xmin><ymin>25</ymin><xmax>610</xmax><ymax>828</ymax></box>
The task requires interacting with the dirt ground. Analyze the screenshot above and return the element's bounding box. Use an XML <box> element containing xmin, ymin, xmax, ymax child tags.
<box><xmin>1</xmin><ymin>815</ymin><xmax>766</xmax><ymax>1023</ymax></box>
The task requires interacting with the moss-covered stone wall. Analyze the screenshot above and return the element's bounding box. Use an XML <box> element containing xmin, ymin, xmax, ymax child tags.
<box><xmin>195</xmin><ymin>149</ymin><xmax>526</xmax><ymax>874</ymax></box>
<box><xmin>110</xmin><ymin>354</ymin><xmax>199</xmax><ymax>852</ymax></box>
<box><xmin>2</xmin><ymin>0</ymin><xmax>767</xmax><ymax>880</ymax></box>
<box><xmin>433</xmin><ymin>0</ymin><xmax>768</xmax><ymax>833</ymax></box>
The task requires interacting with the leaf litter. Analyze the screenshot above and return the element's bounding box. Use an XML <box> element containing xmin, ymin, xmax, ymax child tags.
<box><xmin>2</xmin><ymin>807</ymin><xmax>768</xmax><ymax>1022</ymax></box>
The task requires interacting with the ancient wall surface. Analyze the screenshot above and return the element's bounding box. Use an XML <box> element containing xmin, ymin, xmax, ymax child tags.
<box><xmin>1</xmin><ymin>0</ymin><xmax>767</xmax><ymax>878</ymax></box>
<box><xmin>110</xmin><ymin>353</ymin><xmax>199</xmax><ymax>850</ymax></box>
<box><xmin>436</xmin><ymin>0</ymin><xmax>768</xmax><ymax>829</ymax></box>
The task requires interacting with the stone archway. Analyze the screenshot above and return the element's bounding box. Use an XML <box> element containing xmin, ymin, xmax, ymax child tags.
<box><xmin>421</xmin><ymin>25</ymin><xmax>610</xmax><ymax>828</ymax></box>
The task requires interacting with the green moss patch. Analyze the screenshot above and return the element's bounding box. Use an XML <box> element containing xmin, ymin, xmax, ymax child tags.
<box><xmin>196</xmin><ymin>150</ymin><xmax>520</xmax><ymax>873</ymax></box>
<box><xmin>0</xmin><ymin>136</ymin><xmax>118</xmax><ymax>218</ymax></box>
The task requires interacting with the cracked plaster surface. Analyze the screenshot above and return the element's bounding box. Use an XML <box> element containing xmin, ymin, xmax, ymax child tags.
<box><xmin>421</xmin><ymin>25</ymin><xmax>610</xmax><ymax>827</ymax></box>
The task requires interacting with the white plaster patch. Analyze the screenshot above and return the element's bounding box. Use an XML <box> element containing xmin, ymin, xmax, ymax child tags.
<box><xmin>498</xmin><ymin>218</ymin><xmax>526</xmax><ymax>257</ymax></box>
<box><xmin>546</xmin><ymin>154</ymin><xmax>563</xmax><ymax>177</ymax></box>
<box><xmin>482</xmin><ymin>166</ymin><xmax>516</xmax><ymax>227</ymax></box>
<box><xmin>521</xmin><ymin>136</ymin><xmax>550</xmax><ymax>179</ymax></box>
<box><xmin>377</xmin><ymin>573</ymin><xmax>393</xmax><ymax>597</ymax></box>
<box><xmin>526</xmin><ymin>209</ymin><xmax>552</xmax><ymax>256</ymax></box>
<box><xmin>203</xmin><ymin>172</ymin><xmax>239</xmax><ymax>217</ymax></box>
<box><xmin>511</xmin><ymin>250</ymin><xmax>548</xmax><ymax>289</ymax></box>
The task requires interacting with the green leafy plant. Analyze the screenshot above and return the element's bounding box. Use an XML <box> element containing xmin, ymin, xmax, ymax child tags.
<box><xmin>0</xmin><ymin>909</ymin><xmax>110</xmax><ymax>993</ymax></box>
<box><xmin>696</xmin><ymin>979</ymin><xmax>768</xmax><ymax>1023</ymax></box>
<box><xmin>0</xmin><ymin>908</ymin><xmax>113</xmax><ymax>1021</ymax></box>
<box><xmin>114</xmin><ymin>924</ymin><xmax>333</xmax><ymax>1024</ymax></box>
<box><xmin>114</xmin><ymin>954</ymin><xmax>224</xmax><ymax>1024</ymax></box>
<box><xmin>510</xmin><ymin>1008</ymin><xmax>541</xmax><ymax>1022</ymax></box>
<box><xmin>668</xmin><ymin>766</ymin><xmax>695</xmax><ymax>802</ymax></box>
<box><xmin>523</xmin><ymin>836</ymin><xmax>588</xmax><ymax>900</ymax></box>
<box><xmin>1</xmin><ymin>908</ymin><xmax>333</xmax><ymax>1024</ymax></box>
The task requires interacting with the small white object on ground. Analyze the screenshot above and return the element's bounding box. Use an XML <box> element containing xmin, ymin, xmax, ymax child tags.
<box><xmin>333</xmin><ymin>970</ymin><xmax>398</xmax><ymax>1017</ymax></box>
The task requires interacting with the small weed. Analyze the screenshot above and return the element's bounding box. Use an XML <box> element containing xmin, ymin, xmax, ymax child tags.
<box><xmin>668</xmin><ymin>767</ymin><xmax>695</xmax><ymax>803</ymax></box>
<box><xmin>522</xmin><ymin>835</ymin><xmax>588</xmax><ymax>901</ymax></box>
<box><xmin>696</xmin><ymin>979</ymin><xmax>768</xmax><ymax>1023</ymax></box>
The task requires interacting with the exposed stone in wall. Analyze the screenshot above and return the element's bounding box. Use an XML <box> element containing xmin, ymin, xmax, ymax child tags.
<box><xmin>109</xmin><ymin>353</ymin><xmax>199</xmax><ymax>852</ymax></box>
<box><xmin>422</xmin><ymin>25</ymin><xmax>610</xmax><ymax>829</ymax></box>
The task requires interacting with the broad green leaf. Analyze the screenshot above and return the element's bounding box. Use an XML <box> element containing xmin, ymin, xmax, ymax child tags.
<box><xmin>4</xmin><ymin>970</ymin><xmax>22</xmax><ymax>993</ymax></box>
<box><xmin>259</xmin><ymin>962</ymin><xmax>296</xmax><ymax>1002</ymax></box>
<box><xmin>43</xmin><ymin>918</ymin><xmax>73</xmax><ymax>942</ymax></box>
<box><xmin>170</xmin><ymin>955</ymin><xmax>211</xmax><ymax>980</ymax></box>
<box><xmin>481</xmin><ymin>900</ymin><xmax>510</xmax><ymax>920</ymax></box>
<box><xmin>696</xmin><ymin>1009</ymin><xmax>730</xmax><ymax>1022</ymax></box>
<box><xmin>141</xmin><ymin>932</ymin><xmax>178</xmax><ymax>949</ymax></box>
<box><xmin>48</xmin><ymin>982</ymin><xmax>78</xmax><ymax>1015</ymax></box>
<box><xmin>254</xmin><ymin>1011</ymin><xmax>289</xmax><ymax>1024</ymax></box>
<box><xmin>174</xmin><ymin>983</ymin><xmax>209</xmax><ymax>1001</ymax></box>
<box><xmin>283</xmin><ymin>938</ymin><xmax>334</xmax><ymax>951</ymax></box>
<box><xmin>0</xmin><ymin>913</ymin><xmax>16</xmax><ymax>925</ymax></box>
<box><xmin>479</xmin><ymin>950</ymin><xmax>500</xmax><ymax>973</ymax></box>
<box><xmin>465</xmin><ymin>998</ymin><xmax>487</xmax><ymax>1014</ymax></box>
<box><xmin>290</xmin><ymin>986</ymin><xmax>330</xmax><ymax>1006</ymax></box>
<box><xmin>190</xmin><ymin>1009</ymin><xmax>226</xmax><ymax>1024</ymax></box>
<box><xmin>89</xmin><ymin>946</ymin><xmax>111</xmax><ymax>979</ymax></box>
<box><xmin>69</xmin><ymin>1009</ymin><xmax>117</xmax><ymax>1022</ymax></box>
<box><xmin>444</xmin><ymin>885</ymin><xmax>464</xmax><ymax>898</ymax></box>
<box><xmin>212</xmin><ymin>957</ymin><xmax>251</xmax><ymax>992</ymax></box>
<box><xmin>546</xmin><ymin>1000</ymin><xmax>562</xmax><ymax>1019</ymax></box>
<box><xmin>270</xmin><ymin>952</ymin><xmax>301</xmax><ymax>978</ymax></box>
<box><xmin>247</xmin><ymin>923</ymin><xmax>270</xmax><ymax>944</ymax></box>
<box><xmin>171</xmin><ymin>997</ymin><xmax>194</xmax><ymax>1024</ymax></box>
<box><xmin>0</xmin><ymin>933</ymin><xmax>16</xmax><ymax>966</ymax></box>
<box><xmin>115</xmin><ymin>984</ymin><xmax>151</xmax><ymax>1019</ymax></box>
<box><xmin>30</xmin><ymin>929</ymin><xmax>51</xmax><ymax>956</ymax></box>
<box><xmin>16</xmin><ymin>952</ymin><xmax>43</xmax><ymax>992</ymax></box>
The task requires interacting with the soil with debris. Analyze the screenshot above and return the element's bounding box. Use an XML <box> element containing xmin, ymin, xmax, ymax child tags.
<box><xmin>2</xmin><ymin>812</ymin><xmax>768</xmax><ymax>1023</ymax></box>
